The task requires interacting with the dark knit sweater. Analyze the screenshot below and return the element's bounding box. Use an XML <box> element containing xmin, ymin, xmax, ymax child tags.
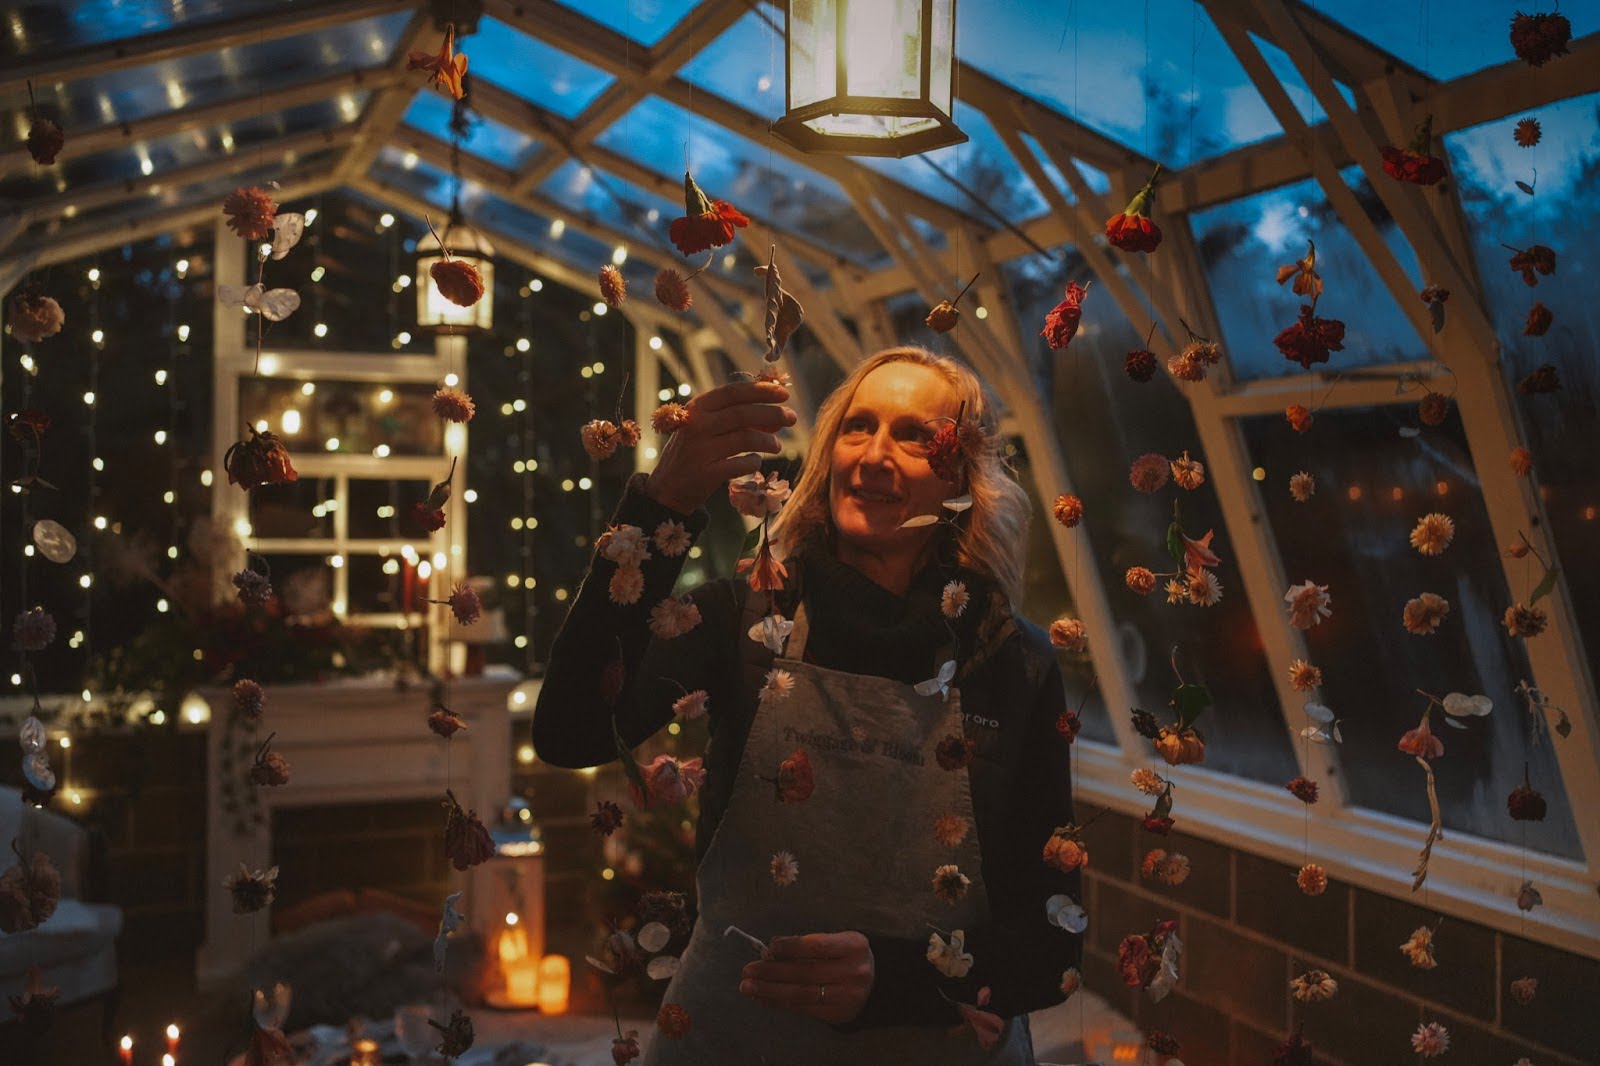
<box><xmin>533</xmin><ymin>475</ymin><xmax>1081</xmax><ymax>1029</ymax></box>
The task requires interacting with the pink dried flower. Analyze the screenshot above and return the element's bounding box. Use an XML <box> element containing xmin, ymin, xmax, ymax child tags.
<box><xmin>1129</xmin><ymin>453</ymin><xmax>1170</xmax><ymax>493</ymax></box>
<box><xmin>652</xmin><ymin>520</ymin><xmax>692</xmax><ymax>557</ymax></box>
<box><xmin>1410</xmin><ymin>1022</ymin><xmax>1450</xmax><ymax>1058</ymax></box>
<box><xmin>1284</xmin><ymin>580</ymin><xmax>1332</xmax><ymax>630</ymax></box>
<box><xmin>648</xmin><ymin>595</ymin><xmax>702</xmax><ymax>639</ymax></box>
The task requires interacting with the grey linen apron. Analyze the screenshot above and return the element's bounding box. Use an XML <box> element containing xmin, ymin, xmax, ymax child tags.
<box><xmin>644</xmin><ymin>599</ymin><xmax>1034</xmax><ymax>1066</ymax></box>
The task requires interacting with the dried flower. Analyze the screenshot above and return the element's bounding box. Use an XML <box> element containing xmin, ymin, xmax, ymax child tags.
<box><xmin>1040</xmin><ymin>619</ymin><xmax>1086</xmax><ymax>656</ymax></box>
<box><xmin>672</xmin><ymin>690</ymin><xmax>708</xmax><ymax>720</ymax></box>
<box><xmin>1154</xmin><ymin>727</ymin><xmax>1205</xmax><ymax>766</ymax></box>
<box><xmin>925</xmin><ymin>300</ymin><xmax>961</xmax><ymax>333</ymax></box>
<box><xmin>941</xmin><ymin>580</ymin><xmax>969</xmax><ymax>619</ymax></box>
<box><xmin>1514</xmin><ymin>117</ymin><xmax>1542</xmax><ymax>147</ymax></box>
<box><xmin>1146</xmin><ymin>1030</ymin><xmax>1181</xmax><ymax>1056</ymax></box>
<box><xmin>1182</xmin><ymin>529</ymin><xmax>1221</xmax><ymax>573</ymax></box>
<box><xmin>1041</xmin><ymin>281</ymin><xmax>1090</xmax><ymax>349</ymax></box>
<box><xmin>1381</xmin><ymin>116</ymin><xmax>1446</xmax><ymax>185</ymax></box>
<box><xmin>1504</xmin><ymin>601</ymin><xmax>1549</xmax><ymax>639</ymax></box>
<box><xmin>608</xmin><ymin>565</ymin><xmax>645</xmax><ymax>606</ymax></box>
<box><xmin>1164</xmin><ymin>579</ymin><xmax>1187</xmax><ymax>605</ymax></box>
<box><xmin>1288</xmin><ymin>659</ymin><xmax>1322</xmax><ymax>692</ymax></box>
<box><xmin>654</xmin><ymin>268</ymin><xmax>693</xmax><ymax>311</ymax></box>
<box><xmin>411</xmin><ymin>503</ymin><xmax>446</xmax><ymax>532</ymax></box>
<box><xmin>1297</xmin><ymin>863</ymin><xmax>1328</xmax><ymax>896</ymax></box>
<box><xmin>1510</xmin><ymin>976</ymin><xmax>1538</xmax><ymax>1004</ymax></box>
<box><xmin>25</xmin><ymin>117</ymin><xmax>64</xmax><ymax>166</ymax></box>
<box><xmin>670</xmin><ymin>172</ymin><xmax>750</xmax><ymax>256</ymax></box>
<box><xmin>1131</xmin><ymin>768</ymin><xmax>1166</xmax><ymax>795</ymax></box>
<box><xmin>936</xmin><ymin>733</ymin><xmax>976</xmax><ymax>771</ymax></box>
<box><xmin>1286</xmin><ymin>403</ymin><xmax>1314</xmax><ymax>433</ymax></box>
<box><xmin>1129</xmin><ymin>452</ymin><xmax>1170</xmax><ymax>493</ymax></box>
<box><xmin>1411</xmin><ymin>1021</ymin><xmax>1450</xmax><ymax>1058</ymax></box>
<box><xmin>428</xmin><ymin>706</ymin><xmax>467</xmax><ymax>738</ymax></box>
<box><xmin>610</xmin><ymin>1030</ymin><xmax>641</xmax><ymax>1065</ymax></box>
<box><xmin>6</xmin><ymin>409</ymin><xmax>50</xmax><ymax>444</ymax></box>
<box><xmin>1398</xmin><ymin>717</ymin><xmax>1444</xmax><ymax>759</ymax></box>
<box><xmin>1042</xmin><ymin>826</ymin><xmax>1088</xmax><ymax>873</ymax></box>
<box><xmin>1056</xmin><ymin>710</ymin><xmax>1081</xmax><ymax>743</ymax></box>
<box><xmin>431</xmin><ymin>258</ymin><xmax>484</xmax><ymax>307</ymax></box>
<box><xmin>646</xmin><ymin>523</ymin><xmax>689</xmax><ymax>561</ymax></box>
<box><xmin>1052</xmin><ymin>494</ymin><xmax>1084</xmax><ymax>528</ymax></box>
<box><xmin>761</xmin><ymin>668</ymin><xmax>795</xmax><ymax>703</ymax></box>
<box><xmin>249</xmin><ymin>744</ymin><xmax>291</xmax><ymax>788</ymax></box>
<box><xmin>0</xmin><ymin>850</ymin><xmax>61</xmax><ymax>934</ymax></box>
<box><xmin>1508</xmin><ymin>782</ymin><xmax>1547</xmax><ymax>821</ymax></box>
<box><xmin>934</xmin><ymin>814</ymin><xmax>970</xmax><ymax>847</ymax></box>
<box><xmin>775</xmin><ymin>749</ymin><xmax>814</xmax><ymax>804</ymax></box>
<box><xmin>1517</xmin><ymin>879</ymin><xmax>1543</xmax><ymax>911</ymax></box>
<box><xmin>407</xmin><ymin>25</ymin><xmax>468</xmax><ymax>98</ymax></box>
<box><xmin>651</xmin><ymin>403</ymin><xmax>690</xmax><ymax>435</ymax></box>
<box><xmin>1508</xmin><ymin>245</ymin><xmax>1557</xmax><ymax>287</ymax></box>
<box><xmin>1168</xmin><ymin>452</ymin><xmax>1205</xmax><ymax>491</ymax></box>
<box><xmin>737</xmin><ymin>540</ymin><xmax>788</xmax><ymax>592</ymax></box>
<box><xmin>446</xmin><ymin>582</ymin><xmax>482</xmax><ymax>625</ymax></box>
<box><xmin>932</xmin><ymin>864</ymin><xmax>972</xmax><ymax>905</ymax></box>
<box><xmin>1290</xmin><ymin>969</ymin><xmax>1338</xmax><ymax>1003</ymax></box>
<box><xmin>431</xmin><ymin>386</ymin><xmax>475</xmax><ymax>423</ymax></box>
<box><xmin>1276</xmin><ymin>241</ymin><xmax>1323</xmax><ymax>299</ymax></box>
<box><xmin>1167</xmin><ymin>347</ymin><xmax>1208</xmax><ymax>382</ymax></box>
<box><xmin>728</xmin><ymin>470</ymin><xmax>792</xmax><ymax>518</ymax></box>
<box><xmin>11</xmin><ymin>608</ymin><xmax>55</xmax><ymax>653</ymax></box>
<box><xmin>8</xmin><ymin>964</ymin><xmax>61</xmax><ymax>1035</ymax></box>
<box><xmin>231</xmin><ymin>567</ymin><xmax>272</xmax><ymax>606</ymax></box>
<box><xmin>1417</xmin><ymin>391</ymin><xmax>1450</xmax><ymax>427</ymax></box>
<box><xmin>1509</xmin><ymin>447</ymin><xmax>1533</xmax><ymax>476</ymax></box>
<box><xmin>1289</xmin><ymin>470</ymin><xmax>1316</xmax><ymax>502</ymax></box>
<box><xmin>225</xmin><ymin>426</ymin><xmax>298</xmax><ymax>491</ymax></box>
<box><xmin>442</xmin><ymin>790</ymin><xmax>495</xmax><ymax>871</ymax></box>
<box><xmin>223</xmin><ymin>863</ymin><xmax>278</xmax><ymax>914</ymax></box>
<box><xmin>1274</xmin><ymin>304</ymin><xmax>1347</xmax><ymax>369</ymax></box>
<box><xmin>1401</xmin><ymin>927</ymin><xmax>1439</xmax><ymax>971</ymax></box>
<box><xmin>1158</xmin><ymin>853</ymin><xmax>1190</xmax><ymax>885</ymax></box>
<box><xmin>1186</xmin><ymin>568</ymin><xmax>1223</xmax><ymax>607</ymax></box>
<box><xmin>590</xmin><ymin>800</ymin><xmax>625</xmax><ymax>837</ymax></box>
<box><xmin>1110</xmin><ymin>568</ymin><xmax>1152</xmax><ymax>599</ymax></box>
<box><xmin>580</xmin><ymin>419</ymin><xmax>621</xmax><ymax>461</ymax></box>
<box><xmin>770</xmin><ymin>850</ymin><xmax>799</xmax><ymax>887</ymax></box>
<box><xmin>1284</xmin><ymin>580</ymin><xmax>1332</xmax><ymax>630</ymax></box>
<box><xmin>597</xmin><ymin>264</ymin><xmax>626</xmax><ymax>308</ymax></box>
<box><xmin>1060</xmin><ymin>968</ymin><xmax>1082</xmax><ymax>997</ymax></box>
<box><xmin>1141</xmin><ymin>815</ymin><xmax>1174</xmax><ymax>835</ymax></box>
<box><xmin>8</xmin><ymin>294</ymin><xmax>65</xmax><ymax>344</ymax></box>
<box><xmin>233</xmin><ymin>679</ymin><xmax>265</xmax><ymax>720</ymax></box>
<box><xmin>224</xmin><ymin>187</ymin><xmax>277</xmax><ymax>240</ymax></box>
<box><xmin>1275</xmin><ymin>1032</ymin><xmax>1315</xmax><ymax>1066</ymax></box>
<box><xmin>1403</xmin><ymin>592</ymin><xmax>1451</xmax><ymax>636</ymax></box>
<box><xmin>1522</xmin><ymin>300</ymin><xmax>1554</xmax><ymax>337</ymax></box>
<box><xmin>656</xmin><ymin>1003</ymin><xmax>690</xmax><ymax>1039</ymax></box>
<box><xmin>1286</xmin><ymin>776</ymin><xmax>1319</xmax><ymax>804</ymax></box>
<box><xmin>429</xmin><ymin>1009</ymin><xmax>475</xmax><ymax>1059</ymax></box>
<box><xmin>647</xmin><ymin>595</ymin><xmax>701</xmax><ymax>640</ymax></box>
<box><xmin>927</xmin><ymin>929</ymin><xmax>974</xmax><ymax>978</ymax></box>
<box><xmin>1518</xmin><ymin>363</ymin><xmax>1561</xmax><ymax>394</ymax></box>
<box><xmin>1509</xmin><ymin>11</ymin><xmax>1571</xmax><ymax>66</ymax></box>
<box><xmin>1125</xmin><ymin>348</ymin><xmax>1158</xmax><ymax>382</ymax></box>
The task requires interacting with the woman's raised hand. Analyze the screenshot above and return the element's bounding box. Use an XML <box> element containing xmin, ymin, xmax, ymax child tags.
<box><xmin>644</xmin><ymin>379</ymin><xmax>796</xmax><ymax>515</ymax></box>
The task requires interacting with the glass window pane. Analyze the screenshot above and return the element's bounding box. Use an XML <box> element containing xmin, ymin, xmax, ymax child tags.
<box><xmin>680</xmin><ymin>5</ymin><xmax>788</xmax><ymax>121</ymax></box>
<box><xmin>1239</xmin><ymin>406</ymin><xmax>1581</xmax><ymax>858</ymax></box>
<box><xmin>0</xmin><ymin>0</ymin><xmax>329</xmax><ymax>59</ymax></box>
<box><xmin>4</xmin><ymin>13</ymin><xmax>407</xmax><ymax>130</ymax></box>
<box><xmin>240</xmin><ymin>379</ymin><xmax>444</xmax><ymax>459</ymax></box>
<box><xmin>1314</xmin><ymin>1</ymin><xmax>1598</xmax><ymax>79</ymax></box>
<box><xmin>1003</xmin><ymin>247</ymin><xmax>1298</xmax><ymax>779</ymax></box>
<box><xmin>1188</xmin><ymin>169</ymin><xmax>1430</xmax><ymax>382</ymax></box>
<box><xmin>348</xmin><ymin>480</ymin><xmax>433</xmax><ymax>541</ymax></box>
<box><xmin>542</xmin><ymin>0</ymin><xmax>703</xmax><ymax>46</ymax></box>
<box><xmin>469</xmin><ymin>18</ymin><xmax>615</xmax><ymax>119</ymax></box>
<box><xmin>404</xmin><ymin>93</ymin><xmax>534</xmax><ymax>170</ymax></box>
<box><xmin>859</xmin><ymin>103</ymin><xmax>1047</xmax><ymax>221</ymax></box>
<box><xmin>956</xmin><ymin>0</ymin><xmax>1282</xmax><ymax>166</ymax></box>
<box><xmin>1444</xmin><ymin>91</ymin><xmax>1600</xmax><ymax>703</ymax></box>
<box><xmin>249</xmin><ymin>479</ymin><xmax>334</xmax><ymax>540</ymax></box>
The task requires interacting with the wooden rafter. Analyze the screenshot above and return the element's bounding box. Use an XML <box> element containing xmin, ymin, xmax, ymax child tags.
<box><xmin>332</xmin><ymin>9</ymin><xmax>434</xmax><ymax>184</ymax></box>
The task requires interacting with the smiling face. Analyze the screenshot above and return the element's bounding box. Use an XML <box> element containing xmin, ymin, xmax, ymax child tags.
<box><xmin>828</xmin><ymin>360</ymin><xmax>964</xmax><ymax>559</ymax></box>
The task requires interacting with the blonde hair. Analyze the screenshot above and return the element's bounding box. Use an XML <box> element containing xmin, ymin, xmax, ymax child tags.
<box><xmin>768</xmin><ymin>346</ymin><xmax>1032</xmax><ymax>606</ymax></box>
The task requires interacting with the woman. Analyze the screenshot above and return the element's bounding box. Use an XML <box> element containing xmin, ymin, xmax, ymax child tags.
<box><xmin>533</xmin><ymin>348</ymin><xmax>1080</xmax><ymax>1064</ymax></box>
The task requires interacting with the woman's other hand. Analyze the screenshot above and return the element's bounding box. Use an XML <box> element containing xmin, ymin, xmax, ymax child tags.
<box><xmin>738</xmin><ymin>931</ymin><xmax>874</xmax><ymax>1024</ymax></box>
<box><xmin>644</xmin><ymin>380</ymin><xmax>795</xmax><ymax>515</ymax></box>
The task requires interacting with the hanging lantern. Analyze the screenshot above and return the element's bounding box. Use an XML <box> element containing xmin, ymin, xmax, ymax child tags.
<box><xmin>416</xmin><ymin>217</ymin><xmax>495</xmax><ymax>333</ymax></box>
<box><xmin>772</xmin><ymin>0</ymin><xmax>965</xmax><ymax>158</ymax></box>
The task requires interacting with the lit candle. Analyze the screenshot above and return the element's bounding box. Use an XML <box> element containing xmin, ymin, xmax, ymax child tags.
<box><xmin>118</xmin><ymin>1036</ymin><xmax>133</xmax><ymax>1066</ymax></box>
<box><xmin>497</xmin><ymin>916</ymin><xmax>540</xmax><ymax>1008</ymax></box>
<box><xmin>166</xmin><ymin>1022</ymin><xmax>180</xmax><ymax>1059</ymax></box>
<box><xmin>351</xmin><ymin>1038</ymin><xmax>382</xmax><ymax>1066</ymax></box>
<box><xmin>163</xmin><ymin>1056</ymin><xmax>175</xmax><ymax>1066</ymax></box>
<box><xmin>537</xmin><ymin>955</ymin><xmax>571</xmax><ymax>1015</ymax></box>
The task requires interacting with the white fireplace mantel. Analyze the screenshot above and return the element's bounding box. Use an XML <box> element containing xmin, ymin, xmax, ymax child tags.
<box><xmin>196</xmin><ymin>670</ymin><xmax>519</xmax><ymax>983</ymax></box>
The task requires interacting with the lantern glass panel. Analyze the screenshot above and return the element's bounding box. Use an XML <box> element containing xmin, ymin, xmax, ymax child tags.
<box><xmin>789</xmin><ymin>0</ymin><xmax>837</xmax><ymax>108</ymax></box>
<box><xmin>929</xmin><ymin>0</ymin><xmax>954</xmax><ymax>113</ymax></box>
<box><xmin>842</xmin><ymin>0</ymin><xmax>923</xmax><ymax>100</ymax></box>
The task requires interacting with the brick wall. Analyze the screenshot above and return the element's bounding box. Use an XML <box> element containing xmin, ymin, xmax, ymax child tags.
<box><xmin>1075</xmin><ymin>800</ymin><xmax>1596</xmax><ymax>1066</ymax></box>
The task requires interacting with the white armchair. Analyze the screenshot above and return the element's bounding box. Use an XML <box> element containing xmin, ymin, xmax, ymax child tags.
<box><xmin>0</xmin><ymin>789</ymin><xmax>123</xmax><ymax>1017</ymax></box>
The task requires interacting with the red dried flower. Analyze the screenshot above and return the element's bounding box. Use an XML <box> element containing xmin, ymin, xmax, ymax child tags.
<box><xmin>411</xmin><ymin>503</ymin><xmax>446</xmax><ymax>532</ymax></box>
<box><xmin>656</xmin><ymin>1003</ymin><xmax>691</xmax><ymax>1039</ymax></box>
<box><xmin>442</xmin><ymin>789</ymin><xmax>495</xmax><ymax>871</ymax></box>
<box><xmin>428</xmin><ymin>706</ymin><xmax>467</xmax><ymax>738</ymax></box>
<box><xmin>431</xmin><ymin>258</ymin><xmax>485</xmax><ymax>307</ymax></box>
<box><xmin>1507</xmin><ymin>782</ymin><xmax>1547</xmax><ymax>821</ymax></box>
<box><xmin>431</xmin><ymin>386</ymin><xmax>476</xmax><ymax>422</ymax></box>
<box><xmin>1125</xmin><ymin>348</ymin><xmax>1157</xmax><ymax>382</ymax></box>
<box><xmin>1146</xmin><ymin>1030</ymin><xmax>1181</xmax><ymax>1056</ymax></box>
<box><xmin>925</xmin><ymin>412</ymin><xmax>978</xmax><ymax>483</ymax></box>
<box><xmin>1040</xmin><ymin>281</ymin><xmax>1090</xmax><ymax>350</ymax></box>
<box><xmin>611</xmin><ymin>1032</ymin><xmax>641</xmax><ymax>1065</ymax></box>
<box><xmin>1518</xmin><ymin>363</ymin><xmax>1560</xmax><ymax>395</ymax></box>
<box><xmin>1514</xmin><ymin>118</ymin><xmax>1542</xmax><ymax>147</ymax></box>
<box><xmin>1116</xmin><ymin>934</ymin><xmax>1157</xmax><ymax>987</ymax></box>
<box><xmin>670</xmin><ymin>171</ymin><xmax>749</xmax><ymax>256</ymax></box>
<box><xmin>936</xmin><ymin>733</ymin><xmax>975</xmax><ymax>771</ymax></box>
<box><xmin>598</xmin><ymin>264</ymin><xmax>627</xmax><ymax>308</ymax></box>
<box><xmin>1274</xmin><ymin>1032</ymin><xmax>1315</xmax><ymax>1066</ymax></box>
<box><xmin>1055</xmin><ymin>710</ymin><xmax>1081</xmax><ymax>743</ymax></box>
<box><xmin>775</xmin><ymin>749</ymin><xmax>815</xmax><ymax>803</ymax></box>
<box><xmin>591</xmin><ymin>800</ymin><xmax>625</xmax><ymax>837</ymax></box>
<box><xmin>6</xmin><ymin>409</ymin><xmax>50</xmax><ymax>444</ymax></box>
<box><xmin>8</xmin><ymin>293</ymin><xmax>64</xmax><ymax>344</ymax></box>
<box><xmin>1297</xmin><ymin>862</ymin><xmax>1328</xmax><ymax>896</ymax></box>
<box><xmin>1274</xmin><ymin>305</ymin><xmax>1346</xmax><ymax>369</ymax></box>
<box><xmin>446</xmin><ymin>581</ymin><xmax>482</xmax><ymax>625</ymax></box>
<box><xmin>26</xmin><ymin>118</ymin><xmax>64</xmax><ymax>166</ymax></box>
<box><xmin>1141</xmin><ymin>816</ymin><xmax>1174</xmax><ymax>836</ymax></box>
<box><xmin>1507</xmin><ymin>244</ymin><xmax>1556</xmax><ymax>286</ymax></box>
<box><xmin>1286</xmin><ymin>403</ymin><xmax>1314</xmax><ymax>433</ymax></box>
<box><xmin>1509</xmin><ymin>11</ymin><xmax>1572</xmax><ymax>67</ymax></box>
<box><xmin>223</xmin><ymin>186</ymin><xmax>278</xmax><ymax>241</ymax></box>
<box><xmin>1510</xmin><ymin>976</ymin><xmax>1538</xmax><ymax>1004</ymax></box>
<box><xmin>1418</xmin><ymin>391</ymin><xmax>1450</xmax><ymax>426</ymax></box>
<box><xmin>1105</xmin><ymin>166</ymin><xmax>1164</xmax><ymax>253</ymax></box>
<box><xmin>1052</xmin><ymin>494</ymin><xmax>1084</xmax><ymax>528</ymax></box>
<box><xmin>1420</xmin><ymin>285</ymin><xmax>1450</xmax><ymax>305</ymax></box>
<box><xmin>224</xmin><ymin>425</ymin><xmax>298</xmax><ymax>491</ymax></box>
<box><xmin>654</xmin><ymin>268</ymin><xmax>693</xmax><ymax>312</ymax></box>
<box><xmin>1524</xmin><ymin>301</ymin><xmax>1552</xmax><ymax>336</ymax></box>
<box><xmin>1286</xmin><ymin>776</ymin><xmax>1320</xmax><ymax>804</ymax></box>
<box><xmin>1381</xmin><ymin>116</ymin><xmax>1446</xmax><ymax>186</ymax></box>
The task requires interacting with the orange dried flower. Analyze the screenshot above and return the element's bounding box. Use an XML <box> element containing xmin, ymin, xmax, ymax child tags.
<box><xmin>224</xmin><ymin>425</ymin><xmax>298</xmax><ymax>491</ymax></box>
<box><xmin>1514</xmin><ymin>118</ymin><xmax>1542</xmax><ymax>147</ymax></box>
<box><xmin>652</xmin><ymin>402</ymin><xmax>689</xmax><ymax>434</ymax></box>
<box><xmin>1400</xmin><ymin>925</ymin><xmax>1437</xmax><ymax>969</ymax></box>
<box><xmin>1409</xmin><ymin>513</ymin><xmax>1455</xmax><ymax>556</ymax></box>
<box><xmin>1509</xmin><ymin>446</ymin><xmax>1533</xmax><ymax>476</ymax></box>
<box><xmin>598</xmin><ymin>264</ymin><xmax>626</xmax><ymax>307</ymax></box>
<box><xmin>431</xmin><ymin>386</ymin><xmax>475</xmax><ymax>423</ymax></box>
<box><xmin>1167</xmin><ymin>348</ymin><xmax>1208</xmax><ymax>382</ymax></box>
<box><xmin>1125</xmin><ymin>567</ymin><xmax>1157</xmax><ymax>595</ymax></box>
<box><xmin>581</xmin><ymin>419</ymin><xmax>622</xmax><ymax>461</ymax></box>
<box><xmin>1285</xmin><ymin>403</ymin><xmax>1314</xmax><ymax>433</ymax></box>
<box><xmin>1186</xmin><ymin>568</ymin><xmax>1223</xmax><ymax>606</ymax></box>
<box><xmin>428</xmin><ymin>707</ymin><xmax>467</xmax><ymax>738</ymax></box>
<box><xmin>1297</xmin><ymin>863</ymin><xmax>1328</xmax><ymax>896</ymax></box>
<box><xmin>654</xmin><ymin>268</ymin><xmax>693</xmax><ymax>312</ymax></box>
<box><xmin>407</xmin><ymin>24</ymin><xmax>469</xmax><ymax>100</ymax></box>
<box><xmin>1288</xmin><ymin>659</ymin><xmax>1322</xmax><ymax>692</ymax></box>
<box><xmin>1154</xmin><ymin>727</ymin><xmax>1205</xmax><ymax>766</ymax></box>
<box><xmin>670</xmin><ymin>171</ymin><xmax>749</xmax><ymax>256</ymax></box>
<box><xmin>1524</xmin><ymin>301</ymin><xmax>1553</xmax><ymax>336</ymax></box>
<box><xmin>1418</xmin><ymin>391</ymin><xmax>1450</xmax><ymax>426</ymax></box>
<box><xmin>1049</xmin><ymin>617</ymin><xmax>1087</xmax><ymax>651</ymax></box>
<box><xmin>1503</xmin><ymin>602</ymin><xmax>1548</xmax><ymax>639</ymax></box>
<box><xmin>1140</xmin><ymin>848</ymin><xmax>1168</xmax><ymax>880</ymax></box>
<box><xmin>1403</xmin><ymin>592</ymin><xmax>1451</xmax><ymax>635</ymax></box>
<box><xmin>223</xmin><ymin>186</ymin><xmax>277</xmax><ymax>241</ymax></box>
<box><xmin>1289</xmin><ymin>471</ymin><xmax>1315</xmax><ymax>502</ymax></box>
<box><xmin>431</xmin><ymin>258</ymin><xmax>484</xmax><ymax>308</ymax></box>
<box><xmin>618</xmin><ymin>419</ymin><xmax>642</xmax><ymax>448</ymax></box>
<box><xmin>925</xmin><ymin>300</ymin><xmax>961</xmax><ymax>333</ymax></box>
<box><xmin>1042</xmin><ymin>827</ymin><xmax>1088</xmax><ymax>873</ymax></box>
<box><xmin>249</xmin><ymin>742</ymin><xmax>291</xmax><ymax>787</ymax></box>
<box><xmin>1052</xmin><ymin>494</ymin><xmax>1084</xmax><ymax>527</ymax></box>
<box><xmin>1170</xmin><ymin>451</ymin><xmax>1205</xmax><ymax>490</ymax></box>
<box><xmin>934</xmin><ymin>813</ymin><xmax>970</xmax><ymax>847</ymax></box>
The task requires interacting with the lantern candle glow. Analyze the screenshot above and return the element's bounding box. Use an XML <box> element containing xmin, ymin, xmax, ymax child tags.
<box><xmin>537</xmin><ymin>955</ymin><xmax>571</xmax><ymax>1015</ymax></box>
